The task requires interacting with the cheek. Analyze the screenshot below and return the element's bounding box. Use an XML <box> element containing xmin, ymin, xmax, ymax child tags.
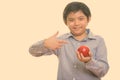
<box><xmin>67</xmin><ymin>22</ymin><xmax>74</xmax><ymax>26</ymax></box>
<box><xmin>66</xmin><ymin>22</ymin><xmax>73</xmax><ymax>28</ymax></box>
<box><xmin>81</xmin><ymin>21</ymin><xmax>88</xmax><ymax>27</ymax></box>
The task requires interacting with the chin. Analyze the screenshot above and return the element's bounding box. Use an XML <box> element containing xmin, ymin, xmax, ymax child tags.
<box><xmin>72</xmin><ymin>32</ymin><xmax>81</xmax><ymax>36</ymax></box>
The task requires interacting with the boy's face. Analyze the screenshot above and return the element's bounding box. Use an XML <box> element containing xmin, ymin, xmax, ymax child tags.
<box><xmin>66</xmin><ymin>10</ymin><xmax>90</xmax><ymax>36</ymax></box>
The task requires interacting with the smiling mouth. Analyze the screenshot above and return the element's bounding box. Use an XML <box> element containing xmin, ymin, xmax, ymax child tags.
<box><xmin>73</xmin><ymin>27</ymin><xmax>82</xmax><ymax>30</ymax></box>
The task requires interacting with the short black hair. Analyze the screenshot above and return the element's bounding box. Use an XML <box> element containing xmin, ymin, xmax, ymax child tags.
<box><xmin>63</xmin><ymin>2</ymin><xmax>91</xmax><ymax>24</ymax></box>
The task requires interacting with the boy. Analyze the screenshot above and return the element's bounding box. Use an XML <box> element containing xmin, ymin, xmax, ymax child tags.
<box><xmin>29</xmin><ymin>2</ymin><xmax>109</xmax><ymax>80</ymax></box>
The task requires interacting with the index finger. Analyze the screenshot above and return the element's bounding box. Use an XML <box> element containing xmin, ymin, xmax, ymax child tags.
<box><xmin>58</xmin><ymin>40</ymin><xmax>68</xmax><ymax>44</ymax></box>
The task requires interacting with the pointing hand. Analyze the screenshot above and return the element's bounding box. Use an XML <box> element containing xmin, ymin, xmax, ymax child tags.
<box><xmin>44</xmin><ymin>32</ymin><xmax>68</xmax><ymax>50</ymax></box>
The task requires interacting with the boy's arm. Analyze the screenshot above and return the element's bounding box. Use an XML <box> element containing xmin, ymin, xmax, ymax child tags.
<box><xmin>29</xmin><ymin>40</ymin><xmax>54</xmax><ymax>57</ymax></box>
<box><xmin>85</xmin><ymin>38</ymin><xmax>109</xmax><ymax>78</ymax></box>
<box><xmin>29</xmin><ymin>32</ymin><xmax>67</xmax><ymax>57</ymax></box>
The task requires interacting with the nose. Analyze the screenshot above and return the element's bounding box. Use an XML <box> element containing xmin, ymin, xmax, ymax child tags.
<box><xmin>74</xmin><ymin>20</ymin><xmax>80</xmax><ymax>26</ymax></box>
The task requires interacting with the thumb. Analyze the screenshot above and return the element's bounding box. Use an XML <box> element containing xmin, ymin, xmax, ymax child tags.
<box><xmin>51</xmin><ymin>31</ymin><xmax>59</xmax><ymax>38</ymax></box>
<box><xmin>89</xmin><ymin>52</ymin><xmax>92</xmax><ymax>57</ymax></box>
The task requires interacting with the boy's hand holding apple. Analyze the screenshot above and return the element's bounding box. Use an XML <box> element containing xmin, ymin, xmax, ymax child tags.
<box><xmin>77</xmin><ymin>46</ymin><xmax>92</xmax><ymax>63</ymax></box>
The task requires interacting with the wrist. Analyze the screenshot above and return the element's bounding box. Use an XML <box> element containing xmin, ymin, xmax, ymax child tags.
<box><xmin>43</xmin><ymin>39</ymin><xmax>49</xmax><ymax>48</ymax></box>
<box><xmin>84</xmin><ymin>57</ymin><xmax>92</xmax><ymax>63</ymax></box>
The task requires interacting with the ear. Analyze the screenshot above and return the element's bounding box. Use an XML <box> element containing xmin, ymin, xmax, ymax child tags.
<box><xmin>64</xmin><ymin>20</ymin><xmax>67</xmax><ymax>25</ymax></box>
<box><xmin>87</xmin><ymin>17</ymin><xmax>91</xmax><ymax>22</ymax></box>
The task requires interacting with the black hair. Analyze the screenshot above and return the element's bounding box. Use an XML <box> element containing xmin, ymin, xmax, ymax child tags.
<box><xmin>63</xmin><ymin>2</ymin><xmax>91</xmax><ymax>24</ymax></box>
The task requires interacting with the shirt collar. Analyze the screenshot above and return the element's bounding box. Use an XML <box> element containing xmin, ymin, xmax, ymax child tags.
<box><xmin>65</xmin><ymin>29</ymin><xmax>96</xmax><ymax>40</ymax></box>
<box><xmin>86</xmin><ymin>29</ymin><xmax>96</xmax><ymax>40</ymax></box>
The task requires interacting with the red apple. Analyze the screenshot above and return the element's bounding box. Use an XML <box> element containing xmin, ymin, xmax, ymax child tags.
<box><xmin>77</xmin><ymin>46</ymin><xmax>90</xmax><ymax>57</ymax></box>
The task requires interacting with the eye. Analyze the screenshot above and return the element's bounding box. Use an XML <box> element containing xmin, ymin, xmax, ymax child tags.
<box><xmin>79</xmin><ymin>18</ymin><xmax>84</xmax><ymax>21</ymax></box>
<box><xmin>68</xmin><ymin>19</ymin><xmax>74</xmax><ymax>22</ymax></box>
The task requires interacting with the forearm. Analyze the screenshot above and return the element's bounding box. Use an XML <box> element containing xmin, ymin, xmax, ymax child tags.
<box><xmin>85</xmin><ymin>58</ymin><xmax>109</xmax><ymax>78</ymax></box>
<box><xmin>29</xmin><ymin>40</ymin><xmax>53</xmax><ymax>57</ymax></box>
